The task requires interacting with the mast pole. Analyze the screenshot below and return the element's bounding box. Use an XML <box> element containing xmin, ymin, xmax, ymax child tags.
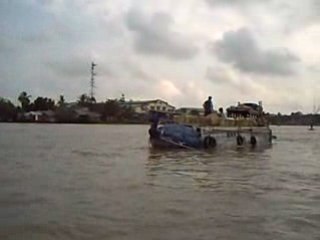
<box><xmin>90</xmin><ymin>62</ymin><xmax>97</xmax><ymax>101</ymax></box>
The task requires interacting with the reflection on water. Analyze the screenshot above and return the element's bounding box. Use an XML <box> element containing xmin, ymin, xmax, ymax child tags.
<box><xmin>0</xmin><ymin>124</ymin><xmax>320</xmax><ymax>240</ymax></box>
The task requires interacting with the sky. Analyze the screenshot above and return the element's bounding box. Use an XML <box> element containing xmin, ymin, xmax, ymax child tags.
<box><xmin>0</xmin><ymin>0</ymin><xmax>319</xmax><ymax>114</ymax></box>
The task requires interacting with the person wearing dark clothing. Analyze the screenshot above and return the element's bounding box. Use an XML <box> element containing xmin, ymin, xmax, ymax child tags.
<box><xmin>218</xmin><ymin>107</ymin><xmax>225</xmax><ymax>118</ymax></box>
<box><xmin>203</xmin><ymin>96</ymin><xmax>213</xmax><ymax>116</ymax></box>
<box><xmin>148</xmin><ymin>111</ymin><xmax>162</xmax><ymax>138</ymax></box>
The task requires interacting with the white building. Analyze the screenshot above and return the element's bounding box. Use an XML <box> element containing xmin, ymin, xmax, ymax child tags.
<box><xmin>23</xmin><ymin>110</ymin><xmax>55</xmax><ymax>122</ymax></box>
<box><xmin>126</xmin><ymin>99</ymin><xmax>175</xmax><ymax>113</ymax></box>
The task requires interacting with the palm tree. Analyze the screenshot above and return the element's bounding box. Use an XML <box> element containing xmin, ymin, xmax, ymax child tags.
<box><xmin>77</xmin><ymin>93</ymin><xmax>91</xmax><ymax>107</ymax></box>
<box><xmin>58</xmin><ymin>95</ymin><xmax>65</xmax><ymax>107</ymax></box>
<box><xmin>18</xmin><ymin>91</ymin><xmax>31</xmax><ymax>112</ymax></box>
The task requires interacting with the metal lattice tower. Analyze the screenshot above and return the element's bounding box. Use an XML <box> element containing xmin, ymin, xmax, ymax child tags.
<box><xmin>90</xmin><ymin>62</ymin><xmax>97</xmax><ymax>101</ymax></box>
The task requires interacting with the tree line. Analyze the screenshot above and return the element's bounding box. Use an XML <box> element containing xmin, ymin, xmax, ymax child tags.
<box><xmin>0</xmin><ymin>92</ymin><xmax>139</xmax><ymax>123</ymax></box>
<box><xmin>2</xmin><ymin>92</ymin><xmax>319</xmax><ymax>125</ymax></box>
<box><xmin>268</xmin><ymin>112</ymin><xmax>320</xmax><ymax>126</ymax></box>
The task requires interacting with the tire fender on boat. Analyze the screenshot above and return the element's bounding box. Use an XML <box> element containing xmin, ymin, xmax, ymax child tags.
<box><xmin>203</xmin><ymin>136</ymin><xmax>217</xmax><ymax>149</ymax></box>
<box><xmin>236</xmin><ymin>135</ymin><xmax>244</xmax><ymax>146</ymax></box>
<box><xmin>250</xmin><ymin>136</ymin><xmax>257</xmax><ymax>146</ymax></box>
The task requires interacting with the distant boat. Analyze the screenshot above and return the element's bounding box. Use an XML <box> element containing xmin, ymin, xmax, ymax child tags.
<box><xmin>309</xmin><ymin>123</ymin><xmax>314</xmax><ymax>131</ymax></box>
<box><xmin>309</xmin><ymin>98</ymin><xmax>319</xmax><ymax>131</ymax></box>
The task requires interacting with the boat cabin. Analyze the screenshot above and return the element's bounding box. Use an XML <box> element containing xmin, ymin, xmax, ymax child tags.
<box><xmin>227</xmin><ymin>102</ymin><xmax>262</xmax><ymax>118</ymax></box>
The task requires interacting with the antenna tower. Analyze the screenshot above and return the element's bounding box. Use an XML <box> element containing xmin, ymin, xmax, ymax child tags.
<box><xmin>90</xmin><ymin>62</ymin><xmax>97</xmax><ymax>101</ymax></box>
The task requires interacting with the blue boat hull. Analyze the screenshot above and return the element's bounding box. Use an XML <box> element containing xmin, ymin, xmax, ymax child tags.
<box><xmin>149</xmin><ymin>123</ymin><xmax>272</xmax><ymax>150</ymax></box>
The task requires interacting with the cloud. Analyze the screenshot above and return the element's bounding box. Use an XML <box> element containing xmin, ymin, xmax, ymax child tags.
<box><xmin>206</xmin><ymin>66</ymin><xmax>262</xmax><ymax>94</ymax></box>
<box><xmin>0</xmin><ymin>0</ymin><xmax>318</xmax><ymax>114</ymax></box>
<box><xmin>205</xmin><ymin>0</ymin><xmax>271</xmax><ymax>7</ymax></box>
<box><xmin>205</xmin><ymin>0</ymin><xmax>320</xmax><ymax>32</ymax></box>
<box><xmin>125</xmin><ymin>8</ymin><xmax>198</xmax><ymax>60</ymax></box>
<box><xmin>0</xmin><ymin>37</ymin><xmax>15</xmax><ymax>54</ymax></box>
<box><xmin>154</xmin><ymin>80</ymin><xmax>182</xmax><ymax>98</ymax></box>
<box><xmin>36</xmin><ymin>0</ymin><xmax>56</xmax><ymax>5</ymax></box>
<box><xmin>204</xmin><ymin>0</ymin><xmax>274</xmax><ymax>16</ymax></box>
<box><xmin>47</xmin><ymin>58</ymin><xmax>93</xmax><ymax>79</ymax></box>
<box><xmin>206</xmin><ymin>66</ymin><xmax>235</xmax><ymax>84</ymax></box>
<box><xmin>111</xmin><ymin>58</ymin><xmax>155</xmax><ymax>84</ymax></box>
<box><xmin>211</xmin><ymin>28</ymin><xmax>300</xmax><ymax>75</ymax></box>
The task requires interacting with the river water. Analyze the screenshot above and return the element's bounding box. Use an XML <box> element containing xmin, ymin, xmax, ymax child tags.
<box><xmin>0</xmin><ymin>123</ymin><xmax>319</xmax><ymax>239</ymax></box>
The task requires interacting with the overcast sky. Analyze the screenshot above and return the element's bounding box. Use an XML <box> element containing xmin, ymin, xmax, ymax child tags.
<box><xmin>0</xmin><ymin>0</ymin><xmax>319</xmax><ymax>113</ymax></box>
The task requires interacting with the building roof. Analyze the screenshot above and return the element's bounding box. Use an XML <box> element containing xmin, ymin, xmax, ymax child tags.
<box><xmin>126</xmin><ymin>99</ymin><xmax>175</xmax><ymax>108</ymax></box>
<box><xmin>127</xmin><ymin>99</ymin><xmax>165</xmax><ymax>104</ymax></box>
<box><xmin>24</xmin><ymin>110</ymin><xmax>55</xmax><ymax>116</ymax></box>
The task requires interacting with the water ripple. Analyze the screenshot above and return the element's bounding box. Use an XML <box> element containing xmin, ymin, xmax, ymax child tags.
<box><xmin>1</xmin><ymin>124</ymin><xmax>320</xmax><ymax>239</ymax></box>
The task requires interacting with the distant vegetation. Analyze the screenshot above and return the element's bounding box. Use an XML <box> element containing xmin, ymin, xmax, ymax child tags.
<box><xmin>0</xmin><ymin>97</ymin><xmax>17</xmax><ymax>121</ymax></box>
<box><xmin>0</xmin><ymin>91</ymin><xmax>319</xmax><ymax>125</ymax></box>
<box><xmin>0</xmin><ymin>92</ymin><xmax>140</xmax><ymax>123</ymax></box>
<box><xmin>268</xmin><ymin>112</ymin><xmax>320</xmax><ymax>126</ymax></box>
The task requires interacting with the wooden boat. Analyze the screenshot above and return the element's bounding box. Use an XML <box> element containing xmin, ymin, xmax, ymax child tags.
<box><xmin>148</xmin><ymin>102</ymin><xmax>272</xmax><ymax>150</ymax></box>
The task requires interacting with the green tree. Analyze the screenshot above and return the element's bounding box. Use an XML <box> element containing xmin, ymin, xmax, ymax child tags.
<box><xmin>104</xmin><ymin>99</ymin><xmax>121</xmax><ymax>118</ymax></box>
<box><xmin>18</xmin><ymin>91</ymin><xmax>31</xmax><ymax>111</ymax></box>
<box><xmin>32</xmin><ymin>97</ymin><xmax>55</xmax><ymax>111</ymax></box>
<box><xmin>57</xmin><ymin>95</ymin><xmax>65</xmax><ymax>107</ymax></box>
<box><xmin>120</xmin><ymin>106</ymin><xmax>135</xmax><ymax>120</ymax></box>
<box><xmin>90</xmin><ymin>96</ymin><xmax>96</xmax><ymax>104</ymax></box>
<box><xmin>77</xmin><ymin>94</ymin><xmax>91</xmax><ymax>107</ymax></box>
<box><xmin>0</xmin><ymin>97</ymin><xmax>17</xmax><ymax>121</ymax></box>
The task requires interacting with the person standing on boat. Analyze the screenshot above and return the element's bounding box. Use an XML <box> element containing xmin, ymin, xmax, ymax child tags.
<box><xmin>203</xmin><ymin>96</ymin><xmax>213</xmax><ymax>116</ymax></box>
<box><xmin>218</xmin><ymin>107</ymin><xmax>225</xmax><ymax>118</ymax></box>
